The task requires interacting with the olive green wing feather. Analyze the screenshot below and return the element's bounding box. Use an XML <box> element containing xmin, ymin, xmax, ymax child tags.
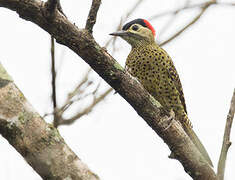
<box><xmin>166</xmin><ymin>56</ymin><xmax>187</xmax><ymax>114</ymax></box>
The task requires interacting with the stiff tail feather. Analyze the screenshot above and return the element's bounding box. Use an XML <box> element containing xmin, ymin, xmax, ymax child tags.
<box><xmin>184</xmin><ymin>125</ymin><xmax>213</xmax><ymax>166</ymax></box>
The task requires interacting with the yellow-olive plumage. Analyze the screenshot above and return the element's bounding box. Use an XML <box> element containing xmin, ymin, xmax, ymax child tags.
<box><xmin>110</xmin><ymin>18</ymin><xmax>212</xmax><ymax>166</ymax></box>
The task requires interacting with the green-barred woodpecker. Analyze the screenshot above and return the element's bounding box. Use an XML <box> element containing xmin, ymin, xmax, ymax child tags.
<box><xmin>110</xmin><ymin>18</ymin><xmax>212</xmax><ymax>166</ymax></box>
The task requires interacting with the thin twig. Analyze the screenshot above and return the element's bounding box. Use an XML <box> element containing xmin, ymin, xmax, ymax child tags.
<box><xmin>51</xmin><ymin>37</ymin><xmax>57</xmax><ymax>109</ymax></box>
<box><xmin>217</xmin><ymin>89</ymin><xmax>235</xmax><ymax>180</ymax></box>
<box><xmin>50</xmin><ymin>36</ymin><xmax>60</xmax><ymax>128</ymax></box>
<box><xmin>105</xmin><ymin>0</ymin><xmax>143</xmax><ymax>49</ymax></box>
<box><xmin>59</xmin><ymin>88</ymin><xmax>113</xmax><ymax>126</ymax></box>
<box><xmin>85</xmin><ymin>0</ymin><xmax>101</xmax><ymax>34</ymax></box>
<box><xmin>149</xmin><ymin>1</ymin><xmax>235</xmax><ymax>21</ymax></box>
<box><xmin>158</xmin><ymin>12</ymin><xmax>178</xmax><ymax>37</ymax></box>
<box><xmin>149</xmin><ymin>2</ymin><xmax>207</xmax><ymax>20</ymax></box>
<box><xmin>159</xmin><ymin>1</ymin><xmax>214</xmax><ymax>46</ymax></box>
<box><xmin>158</xmin><ymin>0</ymin><xmax>189</xmax><ymax>36</ymax></box>
<box><xmin>125</xmin><ymin>0</ymin><xmax>143</xmax><ymax>19</ymax></box>
<box><xmin>59</xmin><ymin>69</ymin><xmax>92</xmax><ymax>113</ymax></box>
<box><xmin>60</xmin><ymin>84</ymin><xmax>95</xmax><ymax>114</ymax></box>
<box><xmin>216</xmin><ymin>2</ymin><xmax>235</xmax><ymax>6</ymax></box>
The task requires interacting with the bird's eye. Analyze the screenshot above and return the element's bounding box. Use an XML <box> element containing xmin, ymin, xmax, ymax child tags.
<box><xmin>132</xmin><ymin>25</ymin><xmax>139</xmax><ymax>31</ymax></box>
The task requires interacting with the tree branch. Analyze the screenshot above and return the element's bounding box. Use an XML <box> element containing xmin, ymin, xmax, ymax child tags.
<box><xmin>59</xmin><ymin>88</ymin><xmax>112</xmax><ymax>126</ymax></box>
<box><xmin>51</xmin><ymin>37</ymin><xmax>57</xmax><ymax>109</ymax></box>
<box><xmin>85</xmin><ymin>0</ymin><xmax>101</xmax><ymax>34</ymax></box>
<box><xmin>149</xmin><ymin>1</ymin><xmax>208</xmax><ymax>20</ymax></box>
<box><xmin>63</xmin><ymin>69</ymin><xmax>92</xmax><ymax>110</ymax></box>
<box><xmin>50</xmin><ymin>36</ymin><xmax>60</xmax><ymax>128</ymax></box>
<box><xmin>52</xmin><ymin>68</ymin><xmax>113</xmax><ymax>127</ymax></box>
<box><xmin>217</xmin><ymin>89</ymin><xmax>235</xmax><ymax>180</ymax></box>
<box><xmin>149</xmin><ymin>1</ymin><xmax>235</xmax><ymax>46</ymax></box>
<box><xmin>0</xmin><ymin>63</ymin><xmax>99</xmax><ymax>180</ymax></box>
<box><xmin>159</xmin><ymin>1</ymin><xmax>215</xmax><ymax>46</ymax></box>
<box><xmin>0</xmin><ymin>1</ymin><xmax>217</xmax><ymax>179</ymax></box>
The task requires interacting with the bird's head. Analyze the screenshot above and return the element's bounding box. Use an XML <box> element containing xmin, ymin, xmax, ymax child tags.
<box><xmin>110</xmin><ymin>18</ymin><xmax>156</xmax><ymax>47</ymax></box>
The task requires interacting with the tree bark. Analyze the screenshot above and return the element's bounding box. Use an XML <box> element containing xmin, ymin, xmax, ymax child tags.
<box><xmin>0</xmin><ymin>0</ymin><xmax>217</xmax><ymax>179</ymax></box>
<box><xmin>0</xmin><ymin>63</ymin><xmax>99</xmax><ymax>180</ymax></box>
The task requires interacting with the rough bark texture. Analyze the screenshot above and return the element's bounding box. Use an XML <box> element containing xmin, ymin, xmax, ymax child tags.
<box><xmin>0</xmin><ymin>0</ymin><xmax>217</xmax><ymax>179</ymax></box>
<box><xmin>0</xmin><ymin>64</ymin><xmax>99</xmax><ymax>180</ymax></box>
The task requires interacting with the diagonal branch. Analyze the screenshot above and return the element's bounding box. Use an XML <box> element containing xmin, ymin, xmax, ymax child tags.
<box><xmin>0</xmin><ymin>1</ymin><xmax>217</xmax><ymax>179</ymax></box>
<box><xmin>0</xmin><ymin>63</ymin><xmax>99</xmax><ymax>180</ymax></box>
<box><xmin>150</xmin><ymin>1</ymin><xmax>235</xmax><ymax>46</ymax></box>
<box><xmin>157</xmin><ymin>0</ymin><xmax>189</xmax><ymax>37</ymax></box>
<box><xmin>159</xmin><ymin>1</ymin><xmax>214</xmax><ymax>46</ymax></box>
<box><xmin>85</xmin><ymin>0</ymin><xmax>102</xmax><ymax>34</ymax></box>
<box><xmin>149</xmin><ymin>2</ymin><xmax>208</xmax><ymax>20</ymax></box>
<box><xmin>217</xmin><ymin>89</ymin><xmax>235</xmax><ymax>180</ymax></box>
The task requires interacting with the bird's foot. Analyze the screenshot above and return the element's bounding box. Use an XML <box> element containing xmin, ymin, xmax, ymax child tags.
<box><xmin>161</xmin><ymin>109</ymin><xmax>175</xmax><ymax>132</ymax></box>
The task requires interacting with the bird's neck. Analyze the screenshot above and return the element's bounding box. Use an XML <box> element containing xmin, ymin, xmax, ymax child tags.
<box><xmin>131</xmin><ymin>40</ymin><xmax>158</xmax><ymax>50</ymax></box>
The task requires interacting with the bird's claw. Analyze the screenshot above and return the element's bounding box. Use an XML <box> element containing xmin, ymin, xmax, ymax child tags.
<box><xmin>161</xmin><ymin>109</ymin><xmax>175</xmax><ymax>132</ymax></box>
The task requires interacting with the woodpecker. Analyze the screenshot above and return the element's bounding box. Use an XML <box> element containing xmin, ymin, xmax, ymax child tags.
<box><xmin>110</xmin><ymin>18</ymin><xmax>212</xmax><ymax>166</ymax></box>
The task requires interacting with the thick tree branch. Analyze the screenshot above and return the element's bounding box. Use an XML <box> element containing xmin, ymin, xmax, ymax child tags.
<box><xmin>0</xmin><ymin>1</ymin><xmax>217</xmax><ymax>179</ymax></box>
<box><xmin>85</xmin><ymin>0</ymin><xmax>101</xmax><ymax>34</ymax></box>
<box><xmin>0</xmin><ymin>63</ymin><xmax>99</xmax><ymax>180</ymax></box>
<box><xmin>217</xmin><ymin>89</ymin><xmax>235</xmax><ymax>180</ymax></box>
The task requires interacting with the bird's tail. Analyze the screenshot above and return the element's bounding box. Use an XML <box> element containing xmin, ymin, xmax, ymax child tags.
<box><xmin>183</xmin><ymin>124</ymin><xmax>213</xmax><ymax>167</ymax></box>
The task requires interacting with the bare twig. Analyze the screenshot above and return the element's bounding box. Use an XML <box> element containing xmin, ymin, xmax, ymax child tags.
<box><xmin>157</xmin><ymin>12</ymin><xmax>178</xmax><ymax>37</ymax></box>
<box><xmin>53</xmin><ymin>68</ymin><xmax>113</xmax><ymax>127</ymax></box>
<box><xmin>159</xmin><ymin>1</ymin><xmax>215</xmax><ymax>46</ymax></box>
<box><xmin>125</xmin><ymin>0</ymin><xmax>143</xmax><ymax>20</ymax></box>
<box><xmin>59</xmin><ymin>88</ymin><xmax>112</xmax><ymax>126</ymax></box>
<box><xmin>104</xmin><ymin>0</ymin><xmax>143</xmax><ymax>49</ymax></box>
<box><xmin>149</xmin><ymin>2</ymin><xmax>207</xmax><ymax>20</ymax></box>
<box><xmin>59</xmin><ymin>69</ymin><xmax>92</xmax><ymax>114</ymax></box>
<box><xmin>216</xmin><ymin>2</ymin><xmax>235</xmax><ymax>6</ymax></box>
<box><xmin>50</xmin><ymin>36</ymin><xmax>61</xmax><ymax>128</ymax></box>
<box><xmin>217</xmin><ymin>89</ymin><xmax>235</xmax><ymax>180</ymax></box>
<box><xmin>51</xmin><ymin>37</ymin><xmax>57</xmax><ymax>109</ymax></box>
<box><xmin>85</xmin><ymin>0</ymin><xmax>102</xmax><ymax>34</ymax></box>
<box><xmin>158</xmin><ymin>0</ymin><xmax>189</xmax><ymax>36</ymax></box>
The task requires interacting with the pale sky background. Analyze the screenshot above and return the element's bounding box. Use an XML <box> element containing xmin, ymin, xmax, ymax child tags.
<box><xmin>1</xmin><ymin>0</ymin><xmax>235</xmax><ymax>179</ymax></box>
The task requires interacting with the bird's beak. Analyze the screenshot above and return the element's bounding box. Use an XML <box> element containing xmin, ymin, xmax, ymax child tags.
<box><xmin>109</xmin><ymin>30</ymin><xmax>129</xmax><ymax>37</ymax></box>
